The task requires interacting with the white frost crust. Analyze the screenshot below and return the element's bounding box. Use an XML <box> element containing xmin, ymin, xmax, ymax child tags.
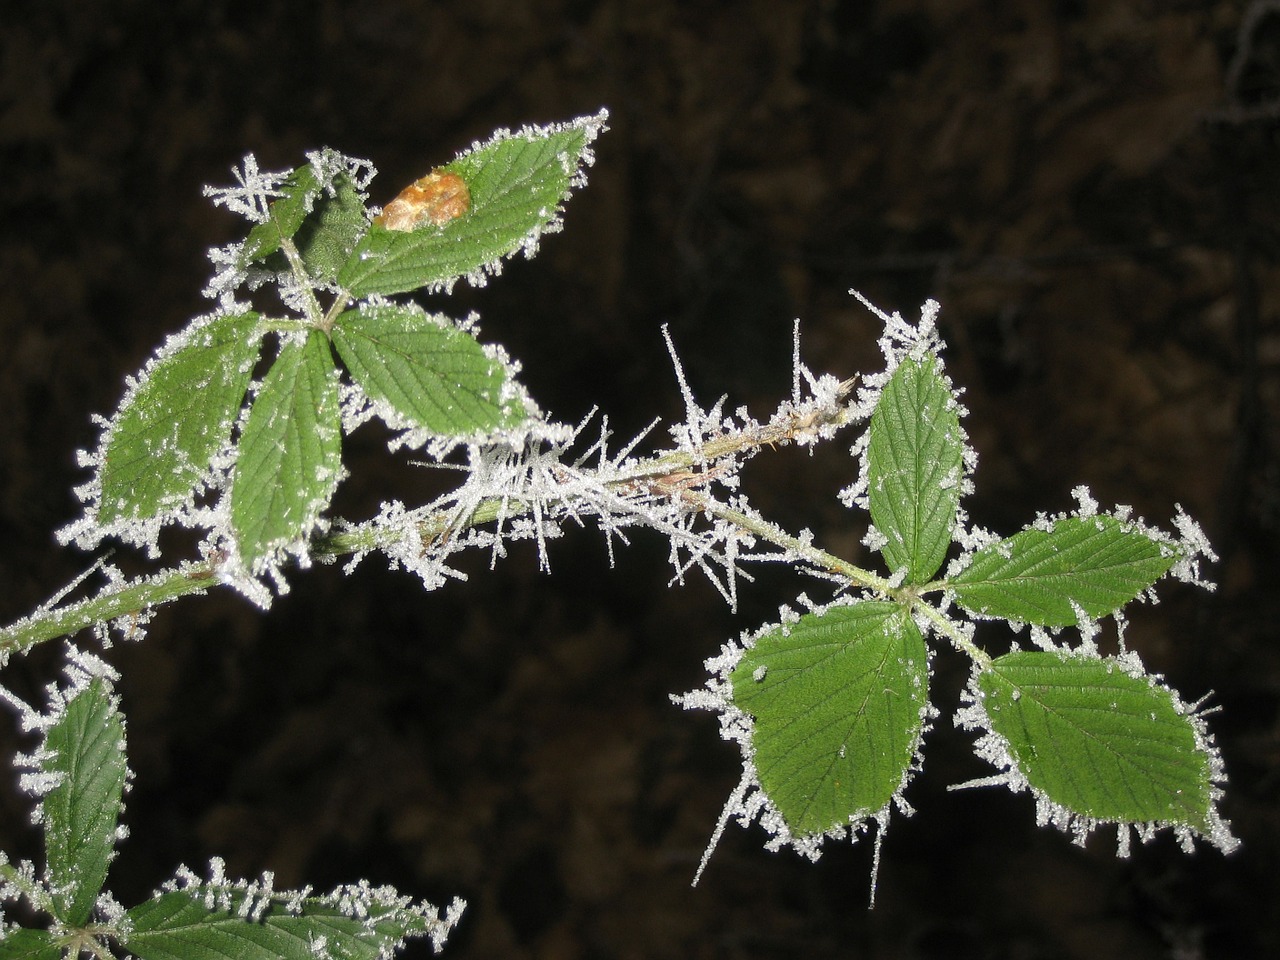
<box><xmin>671</xmin><ymin>595</ymin><xmax>933</xmax><ymax>903</ymax></box>
<box><xmin>157</xmin><ymin>858</ymin><xmax>465</xmax><ymax>956</ymax></box>
<box><xmin>951</xmin><ymin>653</ymin><xmax>1239</xmax><ymax>856</ymax></box>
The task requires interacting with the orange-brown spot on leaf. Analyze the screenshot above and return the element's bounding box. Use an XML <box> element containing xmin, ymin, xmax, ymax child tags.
<box><xmin>373</xmin><ymin>169</ymin><xmax>471</xmax><ymax>232</ymax></box>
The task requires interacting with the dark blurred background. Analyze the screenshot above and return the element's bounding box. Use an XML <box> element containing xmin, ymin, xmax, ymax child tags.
<box><xmin>2</xmin><ymin>1</ymin><xmax>1277</xmax><ymax>957</ymax></box>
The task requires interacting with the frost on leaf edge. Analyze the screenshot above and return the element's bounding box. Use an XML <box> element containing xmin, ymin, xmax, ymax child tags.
<box><xmin>672</xmin><ymin>595</ymin><xmax>934</xmax><ymax>900</ymax></box>
<box><xmin>836</xmin><ymin>294</ymin><xmax>977</xmax><ymax>563</ymax></box>
<box><xmin>57</xmin><ymin>307</ymin><xmax>261</xmax><ymax>560</ymax></box>
<box><xmin>351</xmin><ymin>108</ymin><xmax>609</xmax><ymax>298</ymax></box>
<box><xmin>143</xmin><ymin>858</ymin><xmax>466</xmax><ymax>957</ymax></box>
<box><xmin>952</xmin><ymin>649</ymin><xmax>1238</xmax><ymax>857</ymax></box>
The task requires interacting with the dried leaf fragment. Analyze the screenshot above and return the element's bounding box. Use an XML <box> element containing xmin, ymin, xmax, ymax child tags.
<box><xmin>373</xmin><ymin>169</ymin><xmax>470</xmax><ymax>231</ymax></box>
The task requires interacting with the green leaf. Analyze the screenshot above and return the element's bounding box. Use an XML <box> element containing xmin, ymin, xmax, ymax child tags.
<box><xmin>338</xmin><ymin>110</ymin><xmax>607</xmax><ymax>297</ymax></box>
<box><xmin>950</xmin><ymin>515</ymin><xmax>1178</xmax><ymax>626</ymax></box>
<box><xmin>99</xmin><ymin>311</ymin><xmax>261</xmax><ymax>526</ymax></box>
<box><xmin>730</xmin><ymin>603</ymin><xmax>928</xmax><ymax>836</ymax></box>
<box><xmin>231</xmin><ymin>331</ymin><xmax>342</xmax><ymax>571</ymax></box>
<box><xmin>332</xmin><ymin>305</ymin><xmax>523</xmax><ymax>435</ymax></box>
<box><xmin>867</xmin><ymin>355</ymin><xmax>964</xmax><ymax>584</ymax></box>
<box><xmin>41</xmin><ymin>677</ymin><xmax>126</xmax><ymax>927</ymax></box>
<box><xmin>241</xmin><ymin>152</ymin><xmax>368</xmax><ymax>282</ymax></box>
<box><xmin>0</xmin><ymin>928</ymin><xmax>61</xmax><ymax>960</ymax></box>
<box><xmin>241</xmin><ymin>164</ymin><xmax>319</xmax><ymax>263</ymax></box>
<box><xmin>978</xmin><ymin>651</ymin><xmax>1213</xmax><ymax>830</ymax></box>
<box><xmin>122</xmin><ymin>886</ymin><xmax>459</xmax><ymax>960</ymax></box>
<box><xmin>287</xmin><ymin>174</ymin><xmax>369</xmax><ymax>283</ymax></box>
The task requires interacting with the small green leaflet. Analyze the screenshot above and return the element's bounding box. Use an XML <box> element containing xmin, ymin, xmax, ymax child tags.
<box><xmin>122</xmin><ymin>888</ymin><xmax>454</xmax><ymax>960</ymax></box>
<box><xmin>730</xmin><ymin>603</ymin><xmax>928</xmax><ymax>836</ymax></box>
<box><xmin>98</xmin><ymin>310</ymin><xmax>260</xmax><ymax>526</ymax></box>
<box><xmin>333</xmin><ymin>305</ymin><xmax>523</xmax><ymax>436</ymax></box>
<box><xmin>41</xmin><ymin>677</ymin><xmax>127</xmax><ymax>927</ymax></box>
<box><xmin>338</xmin><ymin>109</ymin><xmax>607</xmax><ymax>297</ymax></box>
<box><xmin>241</xmin><ymin>152</ymin><xmax>369</xmax><ymax>282</ymax></box>
<box><xmin>867</xmin><ymin>355</ymin><xmax>964</xmax><ymax>584</ymax></box>
<box><xmin>241</xmin><ymin>163</ymin><xmax>319</xmax><ymax>263</ymax></box>
<box><xmin>286</xmin><ymin>173</ymin><xmax>369</xmax><ymax>283</ymax></box>
<box><xmin>949</xmin><ymin>515</ymin><xmax>1178</xmax><ymax>626</ymax></box>
<box><xmin>978</xmin><ymin>651</ymin><xmax>1214</xmax><ymax>830</ymax></box>
<box><xmin>231</xmin><ymin>331</ymin><xmax>342</xmax><ymax>571</ymax></box>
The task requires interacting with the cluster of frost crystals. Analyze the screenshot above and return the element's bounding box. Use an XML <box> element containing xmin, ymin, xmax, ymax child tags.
<box><xmin>343</xmin><ymin>401</ymin><xmax>757</xmax><ymax>605</ymax></box>
<box><xmin>158</xmin><ymin>859</ymin><xmax>464</xmax><ymax>956</ymax></box>
<box><xmin>337</xmin><ymin>317</ymin><xmax>875</xmax><ymax>603</ymax></box>
<box><xmin>952</xmin><ymin>657</ymin><xmax>1240</xmax><ymax>857</ymax></box>
<box><xmin>672</xmin><ymin>597</ymin><xmax>928</xmax><ymax>904</ymax></box>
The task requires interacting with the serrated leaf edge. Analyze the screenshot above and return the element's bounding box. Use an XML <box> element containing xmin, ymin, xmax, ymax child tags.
<box><xmin>56</xmin><ymin>309</ymin><xmax>261</xmax><ymax>559</ymax></box>
<box><xmin>952</xmin><ymin>649</ymin><xmax>1238</xmax><ymax>857</ymax></box>
<box><xmin>671</xmin><ymin>597</ymin><xmax>936</xmax><ymax>898</ymax></box>
<box><xmin>341</xmin><ymin>108</ymin><xmax>608</xmax><ymax>297</ymax></box>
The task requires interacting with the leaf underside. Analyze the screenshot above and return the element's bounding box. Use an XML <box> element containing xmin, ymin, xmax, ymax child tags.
<box><xmin>731</xmin><ymin>603</ymin><xmax>928</xmax><ymax>837</ymax></box>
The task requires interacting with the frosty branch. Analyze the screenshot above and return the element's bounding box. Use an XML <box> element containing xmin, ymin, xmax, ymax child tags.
<box><xmin>0</xmin><ymin>108</ymin><xmax>1237</xmax><ymax>960</ymax></box>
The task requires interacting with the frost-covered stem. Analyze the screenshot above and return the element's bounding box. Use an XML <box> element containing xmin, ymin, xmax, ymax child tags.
<box><xmin>687</xmin><ymin>493</ymin><xmax>895</xmax><ymax>595</ymax></box>
<box><xmin>0</xmin><ymin>563</ymin><xmax>218</xmax><ymax>656</ymax></box>
<box><xmin>278</xmin><ymin>236</ymin><xmax>324</xmax><ymax>325</ymax></box>
<box><xmin>0</xmin><ymin>858</ymin><xmax>53</xmax><ymax>913</ymax></box>
<box><xmin>909</xmin><ymin>598</ymin><xmax>992</xmax><ymax>669</ymax></box>
<box><xmin>2</xmin><ymin>406</ymin><xmax>864</xmax><ymax>655</ymax></box>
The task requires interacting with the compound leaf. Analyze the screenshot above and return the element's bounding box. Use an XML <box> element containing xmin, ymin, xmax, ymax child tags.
<box><xmin>41</xmin><ymin>677</ymin><xmax>126</xmax><ymax>927</ymax></box>
<box><xmin>978</xmin><ymin>651</ymin><xmax>1214</xmax><ymax>831</ymax></box>
<box><xmin>338</xmin><ymin>109</ymin><xmax>607</xmax><ymax>297</ymax></box>
<box><xmin>867</xmin><ymin>355</ymin><xmax>964</xmax><ymax>584</ymax></box>
<box><xmin>231</xmin><ymin>331</ymin><xmax>342</xmax><ymax>571</ymax></box>
<box><xmin>950</xmin><ymin>515</ymin><xmax>1178</xmax><ymax>626</ymax></box>
<box><xmin>98</xmin><ymin>310</ymin><xmax>260</xmax><ymax>526</ymax></box>
<box><xmin>730</xmin><ymin>603</ymin><xmax>928</xmax><ymax>837</ymax></box>
<box><xmin>332</xmin><ymin>305</ymin><xmax>523</xmax><ymax>435</ymax></box>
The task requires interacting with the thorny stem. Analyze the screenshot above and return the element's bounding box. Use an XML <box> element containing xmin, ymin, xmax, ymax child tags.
<box><xmin>0</xmin><ymin>401</ymin><xmax>983</xmax><ymax>671</ymax></box>
<box><xmin>687</xmin><ymin>493</ymin><xmax>893</xmax><ymax>594</ymax></box>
